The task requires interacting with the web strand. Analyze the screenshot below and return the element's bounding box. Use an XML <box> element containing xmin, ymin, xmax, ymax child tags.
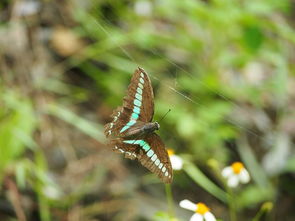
<box><xmin>91</xmin><ymin>20</ymin><xmax>139</xmax><ymax>66</ymax></box>
<box><xmin>86</xmin><ymin>7</ymin><xmax>271</xmax><ymax>144</ymax></box>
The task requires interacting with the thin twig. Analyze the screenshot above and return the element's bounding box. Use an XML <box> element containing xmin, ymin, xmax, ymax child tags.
<box><xmin>5</xmin><ymin>177</ymin><xmax>27</xmax><ymax>221</ymax></box>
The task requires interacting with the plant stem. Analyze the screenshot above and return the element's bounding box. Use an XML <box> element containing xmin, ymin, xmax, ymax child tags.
<box><xmin>252</xmin><ymin>202</ymin><xmax>273</xmax><ymax>221</ymax></box>
<box><xmin>165</xmin><ymin>184</ymin><xmax>175</xmax><ymax>217</ymax></box>
<box><xmin>228</xmin><ymin>188</ymin><xmax>237</xmax><ymax>221</ymax></box>
<box><xmin>183</xmin><ymin>161</ymin><xmax>227</xmax><ymax>203</ymax></box>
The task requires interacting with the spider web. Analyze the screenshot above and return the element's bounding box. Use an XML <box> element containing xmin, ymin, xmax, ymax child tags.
<box><xmin>84</xmin><ymin>3</ymin><xmax>274</xmax><ymax>146</ymax></box>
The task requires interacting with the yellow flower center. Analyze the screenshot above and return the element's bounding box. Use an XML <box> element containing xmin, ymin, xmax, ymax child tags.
<box><xmin>196</xmin><ymin>203</ymin><xmax>210</xmax><ymax>215</ymax></box>
<box><xmin>167</xmin><ymin>149</ymin><xmax>174</xmax><ymax>156</ymax></box>
<box><xmin>231</xmin><ymin>162</ymin><xmax>244</xmax><ymax>174</ymax></box>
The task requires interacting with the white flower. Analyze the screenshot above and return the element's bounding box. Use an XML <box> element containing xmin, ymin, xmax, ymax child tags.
<box><xmin>167</xmin><ymin>149</ymin><xmax>183</xmax><ymax>170</ymax></box>
<box><xmin>134</xmin><ymin>0</ymin><xmax>152</xmax><ymax>16</ymax></box>
<box><xmin>42</xmin><ymin>185</ymin><xmax>61</xmax><ymax>200</ymax></box>
<box><xmin>179</xmin><ymin>200</ymin><xmax>216</xmax><ymax>221</ymax></box>
<box><xmin>14</xmin><ymin>1</ymin><xmax>41</xmax><ymax>17</ymax></box>
<box><xmin>222</xmin><ymin>162</ymin><xmax>250</xmax><ymax>188</ymax></box>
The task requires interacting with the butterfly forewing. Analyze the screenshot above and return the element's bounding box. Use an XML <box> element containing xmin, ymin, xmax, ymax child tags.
<box><xmin>104</xmin><ymin>67</ymin><xmax>155</xmax><ymax>138</ymax></box>
<box><xmin>104</xmin><ymin>107</ymin><xmax>129</xmax><ymax>138</ymax></box>
<box><xmin>123</xmin><ymin>67</ymin><xmax>154</xmax><ymax>123</ymax></box>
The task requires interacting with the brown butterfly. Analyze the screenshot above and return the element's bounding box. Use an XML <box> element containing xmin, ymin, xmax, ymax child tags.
<box><xmin>104</xmin><ymin>67</ymin><xmax>173</xmax><ymax>183</ymax></box>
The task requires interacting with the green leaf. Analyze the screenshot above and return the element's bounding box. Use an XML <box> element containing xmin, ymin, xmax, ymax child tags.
<box><xmin>237</xmin><ymin>185</ymin><xmax>273</xmax><ymax>209</ymax></box>
<box><xmin>0</xmin><ymin>90</ymin><xmax>36</xmax><ymax>177</ymax></box>
<box><xmin>183</xmin><ymin>160</ymin><xmax>228</xmax><ymax>203</ymax></box>
<box><xmin>242</xmin><ymin>25</ymin><xmax>264</xmax><ymax>52</ymax></box>
<box><xmin>48</xmin><ymin>104</ymin><xmax>105</xmax><ymax>142</ymax></box>
<box><xmin>153</xmin><ymin>211</ymin><xmax>178</xmax><ymax>221</ymax></box>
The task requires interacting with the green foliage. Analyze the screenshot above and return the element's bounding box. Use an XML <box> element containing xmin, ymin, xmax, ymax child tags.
<box><xmin>1</xmin><ymin>0</ymin><xmax>294</xmax><ymax>220</ymax></box>
<box><xmin>183</xmin><ymin>160</ymin><xmax>227</xmax><ymax>202</ymax></box>
<box><xmin>236</xmin><ymin>186</ymin><xmax>273</xmax><ymax>210</ymax></box>
<box><xmin>153</xmin><ymin>211</ymin><xmax>178</xmax><ymax>221</ymax></box>
<box><xmin>48</xmin><ymin>103</ymin><xmax>105</xmax><ymax>142</ymax></box>
<box><xmin>0</xmin><ymin>89</ymin><xmax>36</xmax><ymax>178</ymax></box>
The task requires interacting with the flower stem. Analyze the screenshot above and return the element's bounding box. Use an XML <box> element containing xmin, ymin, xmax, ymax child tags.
<box><xmin>165</xmin><ymin>184</ymin><xmax>175</xmax><ymax>217</ymax></box>
<box><xmin>252</xmin><ymin>202</ymin><xmax>273</xmax><ymax>221</ymax></box>
<box><xmin>228</xmin><ymin>188</ymin><xmax>237</xmax><ymax>221</ymax></box>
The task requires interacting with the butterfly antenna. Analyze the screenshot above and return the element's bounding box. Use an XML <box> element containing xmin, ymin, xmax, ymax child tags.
<box><xmin>158</xmin><ymin>109</ymin><xmax>171</xmax><ymax>123</ymax></box>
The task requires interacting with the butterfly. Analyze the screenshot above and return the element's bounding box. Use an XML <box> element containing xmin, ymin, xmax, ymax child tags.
<box><xmin>104</xmin><ymin>67</ymin><xmax>173</xmax><ymax>184</ymax></box>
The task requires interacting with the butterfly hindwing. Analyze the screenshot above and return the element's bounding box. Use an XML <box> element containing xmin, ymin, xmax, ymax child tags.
<box><xmin>110</xmin><ymin>138</ymin><xmax>138</xmax><ymax>160</ymax></box>
<box><xmin>122</xmin><ymin>133</ymin><xmax>173</xmax><ymax>184</ymax></box>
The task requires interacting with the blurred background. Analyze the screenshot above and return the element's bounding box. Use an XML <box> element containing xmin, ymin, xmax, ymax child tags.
<box><xmin>0</xmin><ymin>0</ymin><xmax>295</xmax><ymax>220</ymax></box>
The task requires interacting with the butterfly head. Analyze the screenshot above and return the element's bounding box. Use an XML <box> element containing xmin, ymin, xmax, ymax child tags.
<box><xmin>155</xmin><ymin>121</ymin><xmax>160</xmax><ymax>130</ymax></box>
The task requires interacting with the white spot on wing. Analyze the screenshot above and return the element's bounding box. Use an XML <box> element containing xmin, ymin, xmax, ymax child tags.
<box><xmin>138</xmin><ymin>83</ymin><xmax>143</xmax><ymax>89</ymax></box>
<box><xmin>155</xmin><ymin>159</ymin><xmax>160</xmax><ymax>166</ymax></box>
<box><xmin>151</xmin><ymin>154</ymin><xmax>157</xmax><ymax>162</ymax></box>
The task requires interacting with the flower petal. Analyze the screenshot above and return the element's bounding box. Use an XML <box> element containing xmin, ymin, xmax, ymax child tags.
<box><xmin>227</xmin><ymin>175</ymin><xmax>239</xmax><ymax>188</ymax></box>
<box><xmin>190</xmin><ymin>213</ymin><xmax>203</xmax><ymax>221</ymax></box>
<box><xmin>179</xmin><ymin>199</ymin><xmax>197</xmax><ymax>211</ymax></box>
<box><xmin>239</xmin><ymin>168</ymin><xmax>250</xmax><ymax>183</ymax></box>
<box><xmin>43</xmin><ymin>185</ymin><xmax>61</xmax><ymax>199</ymax></box>
<box><xmin>204</xmin><ymin>212</ymin><xmax>216</xmax><ymax>221</ymax></box>
<box><xmin>170</xmin><ymin>155</ymin><xmax>183</xmax><ymax>170</ymax></box>
<box><xmin>221</xmin><ymin>167</ymin><xmax>233</xmax><ymax>178</ymax></box>
<box><xmin>134</xmin><ymin>0</ymin><xmax>152</xmax><ymax>16</ymax></box>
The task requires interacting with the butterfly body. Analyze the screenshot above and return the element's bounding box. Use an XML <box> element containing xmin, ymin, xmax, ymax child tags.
<box><xmin>104</xmin><ymin>67</ymin><xmax>173</xmax><ymax>183</ymax></box>
<box><xmin>124</xmin><ymin>121</ymin><xmax>160</xmax><ymax>138</ymax></box>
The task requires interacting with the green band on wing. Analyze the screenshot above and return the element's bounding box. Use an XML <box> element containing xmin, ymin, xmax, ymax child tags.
<box><xmin>120</xmin><ymin>125</ymin><xmax>130</xmax><ymax>133</ymax></box>
<box><xmin>135</xmin><ymin>93</ymin><xmax>142</xmax><ymax>101</ymax></box>
<box><xmin>120</xmin><ymin>120</ymin><xmax>136</xmax><ymax>133</ymax></box>
<box><xmin>151</xmin><ymin>154</ymin><xmax>157</xmax><ymax>162</ymax></box>
<box><xmin>123</xmin><ymin>140</ymin><xmax>142</xmax><ymax>145</ymax></box>
<box><xmin>127</xmin><ymin>120</ymin><xmax>136</xmax><ymax>126</ymax></box>
<box><xmin>147</xmin><ymin>149</ymin><xmax>154</xmax><ymax>157</ymax></box>
<box><xmin>155</xmin><ymin>159</ymin><xmax>160</xmax><ymax>166</ymax></box>
<box><xmin>134</xmin><ymin>99</ymin><xmax>141</xmax><ymax>107</ymax></box>
<box><xmin>131</xmin><ymin>113</ymin><xmax>139</xmax><ymax>120</ymax></box>
<box><xmin>137</xmin><ymin>87</ymin><xmax>143</xmax><ymax>95</ymax></box>
<box><xmin>122</xmin><ymin>140</ymin><xmax>151</xmax><ymax>152</ymax></box>
<box><xmin>139</xmin><ymin>140</ymin><xmax>148</xmax><ymax>147</ymax></box>
<box><xmin>133</xmin><ymin>106</ymin><xmax>140</xmax><ymax>114</ymax></box>
<box><xmin>142</xmin><ymin>143</ymin><xmax>150</xmax><ymax>151</ymax></box>
<box><xmin>138</xmin><ymin>83</ymin><xmax>143</xmax><ymax>89</ymax></box>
